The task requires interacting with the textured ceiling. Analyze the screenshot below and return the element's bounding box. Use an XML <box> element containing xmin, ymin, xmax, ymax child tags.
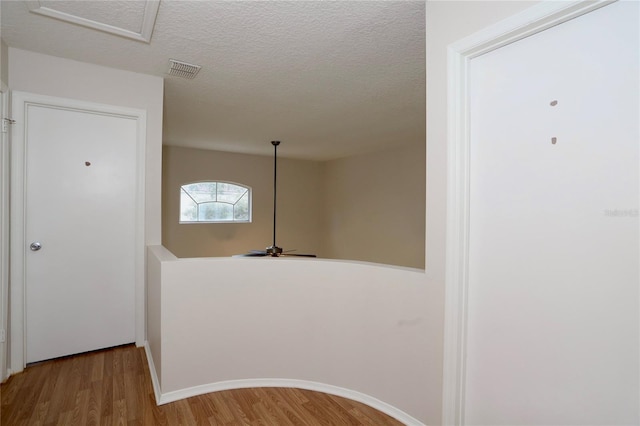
<box><xmin>38</xmin><ymin>1</ymin><xmax>148</xmax><ymax>33</ymax></box>
<box><xmin>1</xmin><ymin>1</ymin><xmax>425</xmax><ymax>160</ymax></box>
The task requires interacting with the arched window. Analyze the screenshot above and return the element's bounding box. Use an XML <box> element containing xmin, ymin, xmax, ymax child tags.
<box><xmin>180</xmin><ymin>181</ymin><xmax>251</xmax><ymax>223</ymax></box>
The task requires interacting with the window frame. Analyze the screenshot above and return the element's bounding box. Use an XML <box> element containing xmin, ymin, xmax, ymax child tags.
<box><xmin>179</xmin><ymin>180</ymin><xmax>252</xmax><ymax>224</ymax></box>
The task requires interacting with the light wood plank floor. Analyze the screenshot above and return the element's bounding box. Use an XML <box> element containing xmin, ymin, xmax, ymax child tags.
<box><xmin>1</xmin><ymin>344</ymin><xmax>405</xmax><ymax>425</ymax></box>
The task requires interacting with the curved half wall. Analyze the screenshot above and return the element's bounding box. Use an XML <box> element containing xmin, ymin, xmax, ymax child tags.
<box><xmin>146</xmin><ymin>246</ymin><xmax>442</xmax><ymax>424</ymax></box>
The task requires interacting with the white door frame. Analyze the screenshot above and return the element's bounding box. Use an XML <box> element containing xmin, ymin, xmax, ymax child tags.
<box><xmin>442</xmin><ymin>1</ymin><xmax>615</xmax><ymax>424</ymax></box>
<box><xmin>0</xmin><ymin>83</ymin><xmax>9</xmax><ymax>382</ymax></box>
<box><xmin>9</xmin><ymin>91</ymin><xmax>146</xmax><ymax>374</ymax></box>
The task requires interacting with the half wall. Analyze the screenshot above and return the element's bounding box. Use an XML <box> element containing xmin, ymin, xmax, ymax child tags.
<box><xmin>146</xmin><ymin>245</ymin><xmax>442</xmax><ymax>424</ymax></box>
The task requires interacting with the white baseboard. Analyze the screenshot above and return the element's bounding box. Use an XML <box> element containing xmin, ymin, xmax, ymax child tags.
<box><xmin>142</xmin><ymin>341</ymin><xmax>424</xmax><ymax>425</ymax></box>
<box><xmin>143</xmin><ymin>342</ymin><xmax>162</xmax><ymax>404</ymax></box>
<box><xmin>160</xmin><ymin>379</ymin><xmax>427</xmax><ymax>426</ymax></box>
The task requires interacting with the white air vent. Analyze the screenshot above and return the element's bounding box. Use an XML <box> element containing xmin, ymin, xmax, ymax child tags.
<box><xmin>167</xmin><ymin>59</ymin><xmax>201</xmax><ymax>79</ymax></box>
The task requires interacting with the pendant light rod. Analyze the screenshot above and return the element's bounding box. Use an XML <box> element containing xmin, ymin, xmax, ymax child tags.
<box><xmin>271</xmin><ymin>140</ymin><xmax>280</xmax><ymax>250</ymax></box>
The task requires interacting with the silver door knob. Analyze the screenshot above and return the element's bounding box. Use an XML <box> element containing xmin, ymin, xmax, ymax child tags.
<box><xmin>30</xmin><ymin>242</ymin><xmax>42</xmax><ymax>251</ymax></box>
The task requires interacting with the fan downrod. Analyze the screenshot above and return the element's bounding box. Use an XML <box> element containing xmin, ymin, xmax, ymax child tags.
<box><xmin>234</xmin><ymin>140</ymin><xmax>316</xmax><ymax>258</ymax></box>
<box><xmin>270</xmin><ymin>140</ymin><xmax>281</xmax><ymax>254</ymax></box>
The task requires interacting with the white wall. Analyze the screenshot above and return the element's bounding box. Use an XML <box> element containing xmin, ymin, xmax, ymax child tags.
<box><xmin>147</xmin><ymin>245</ymin><xmax>169</xmax><ymax>389</ymax></box>
<box><xmin>425</xmin><ymin>1</ymin><xmax>539</xmax><ymax>282</ymax></box>
<box><xmin>422</xmin><ymin>3</ymin><xmax>540</xmax><ymax>421</ymax></box>
<box><xmin>7</xmin><ymin>47</ymin><xmax>163</xmax><ymax>245</ymax></box>
<box><xmin>147</xmin><ymin>246</ymin><xmax>443</xmax><ymax>424</ymax></box>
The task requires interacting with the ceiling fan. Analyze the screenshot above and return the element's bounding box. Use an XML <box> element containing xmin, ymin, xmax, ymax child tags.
<box><xmin>236</xmin><ymin>141</ymin><xmax>316</xmax><ymax>258</ymax></box>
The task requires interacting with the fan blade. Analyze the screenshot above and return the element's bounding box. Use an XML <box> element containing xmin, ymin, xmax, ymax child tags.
<box><xmin>234</xmin><ymin>250</ymin><xmax>316</xmax><ymax>258</ymax></box>
<box><xmin>279</xmin><ymin>248</ymin><xmax>316</xmax><ymax>257</ymax></box>
<box><xmin>232</xmin><ymin>250</ymin><xmax>268</xmax><ymax>257</ymax></box>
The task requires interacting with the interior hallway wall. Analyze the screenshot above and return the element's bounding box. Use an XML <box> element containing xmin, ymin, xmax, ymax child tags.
<box><xmin>422</xmin><ymin>1</ymin><xmax>541</xmax><ymax>422</ymax></box>
<box><xmin>425</xmin><ymin>0</ymin><xmax>540</xmax><ymax>284</ymax></box>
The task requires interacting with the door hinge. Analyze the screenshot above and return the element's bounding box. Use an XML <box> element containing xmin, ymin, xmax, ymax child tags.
<box><xmin>0</xmin><ymin>329</ymin><xmax>5</xmax><ymax>343</ymax></box>
<box><xmin>2</xmin><ymin>118</ymin><xmax>15</xmax><ymax>133</ymax></box>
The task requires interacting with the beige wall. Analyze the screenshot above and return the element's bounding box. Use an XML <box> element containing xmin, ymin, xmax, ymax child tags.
<box><xmin>1</xmin><ymin>40</ymin><xmax>7</xmax><ymax>86</ymax></box>
<box><xmin>162</xmin><ymin>143</ymin><xmax>425</xmax><ymax>268</ymax></box>
<box><xmin>1</xmin><ymin>0</ymin><xmax>6</xmax><ymax>86</ymax></box>
<box><xmin>162</xmin><ymin>146</ymin><xmax>324</xmax><ymax>258</ymax></box>
<box><xmin>323</xmin><ymin>143</ymin><xmax>425</xmax><ymax>268</ymax></box>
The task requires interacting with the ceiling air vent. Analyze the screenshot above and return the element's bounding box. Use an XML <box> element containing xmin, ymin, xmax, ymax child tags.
<box><xmin>167</xmin><ymin>59</ymin><xmax>201</xmax><ymax>79</ymax></box>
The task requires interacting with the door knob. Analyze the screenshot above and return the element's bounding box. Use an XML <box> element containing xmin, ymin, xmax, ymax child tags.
<box><xmin>30</xmin><ymin>242</ymin><xmax>42</xmax><ymax>251</ymax></box>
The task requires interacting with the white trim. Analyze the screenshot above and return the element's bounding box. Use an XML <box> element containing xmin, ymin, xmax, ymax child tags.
<box><xmin>143</xmin><ymin>341</ymin><xmax>423</xmax><ymax>424</ymax></box>
<box><xmin>26</xmin><ymin>0</ymin><xmax>159</xmax><ymax>43</ymax></box>
<box><xmin>143</xmin><ymin>337</ymin><xmax>424</xmax><ymax>424</ymax></box>
<box><xmin>9</xmin><ymin>92</ymin><xmax>26</xmax><ymax>374</ymax></box>
<box><xmin>9</xmin><ymin>91</ymin><xmax>146</xmax><ymax>373</ymax></box>
<box><xmin>442</xmin><ymin>1</ymin><xmax>615</xmax><ymax>425</ymax></box>
<box><xmin>0</xmin><ymin>84</ymin><xmax>9</xmax><ymax>383</ymax></box>
<box><xmin>154</xmin><ymin>376</ymin><xmax>424</xmax><ymax>426</ymax></box>
<box><xmin>134</xmin><ymin>114</ymin><xmax>147</xmax><ymax>348</ymax></box>
<box><xmin>143</xmin><ymin>342</ymin><xmax>162</xmax><ymax>404</ymax></box>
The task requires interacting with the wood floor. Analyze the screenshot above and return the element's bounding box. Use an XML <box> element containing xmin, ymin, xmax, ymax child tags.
<box><xmin>0</xmin><ymin>344</ymin><xmax>405</xmax><ymax>425</ymax></box>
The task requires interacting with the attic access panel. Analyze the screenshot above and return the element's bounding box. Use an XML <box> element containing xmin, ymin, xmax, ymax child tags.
<box><xmin>27</xmin><ymin>0</ymin><xmax>160</xmax><ymax>43</ymax></box>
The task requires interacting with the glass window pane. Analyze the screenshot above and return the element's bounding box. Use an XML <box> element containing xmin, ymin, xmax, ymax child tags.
<box><xmin>180</xmin><ymin>181</ymin><xmax>251</xmax><ymax>223</ymax></box>
<box><xmin>217</xmin><ymin>183</ymin><xmax>247</xmax><ymax>203</ymax></box>
<box><xmin>180</xmin><ymin>189</ymin><xmax>198</xmax><ymax>221</ymax></box>
<box><xmin>234</xmin><ymin>191</ymin><xmax>250</xmax><ymax>221</ymax></box>
<box><xmin>182</xmin><ymin>182</ymin><xmax>217</xmax><ymax>203</ymax></box>
<box><xmin>198</xmin><ymin>202</ymin><xmax>233</xmax><ymax>221</ymax></box>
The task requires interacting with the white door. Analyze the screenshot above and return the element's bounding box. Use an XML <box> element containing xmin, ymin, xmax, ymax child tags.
<box><xmin>466</xmin><ymin>2</ymin><xmax>638</xmax><ymax>425</ymax></box>
<box><xmin>24</xmin><ymin>99</ymin><xmax>139</xmax><ymax>363</ymax></box>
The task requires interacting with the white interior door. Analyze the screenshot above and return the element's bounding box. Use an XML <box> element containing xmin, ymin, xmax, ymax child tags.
<box><xmin>24</xmin><ymin>100</ymin><xmax>138</xmax><ymax>363</ymax></box>
<box><xmin>466</xmin><ymin>2</ymin><xmax>638</xmax><ymax>425</ymax></box>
